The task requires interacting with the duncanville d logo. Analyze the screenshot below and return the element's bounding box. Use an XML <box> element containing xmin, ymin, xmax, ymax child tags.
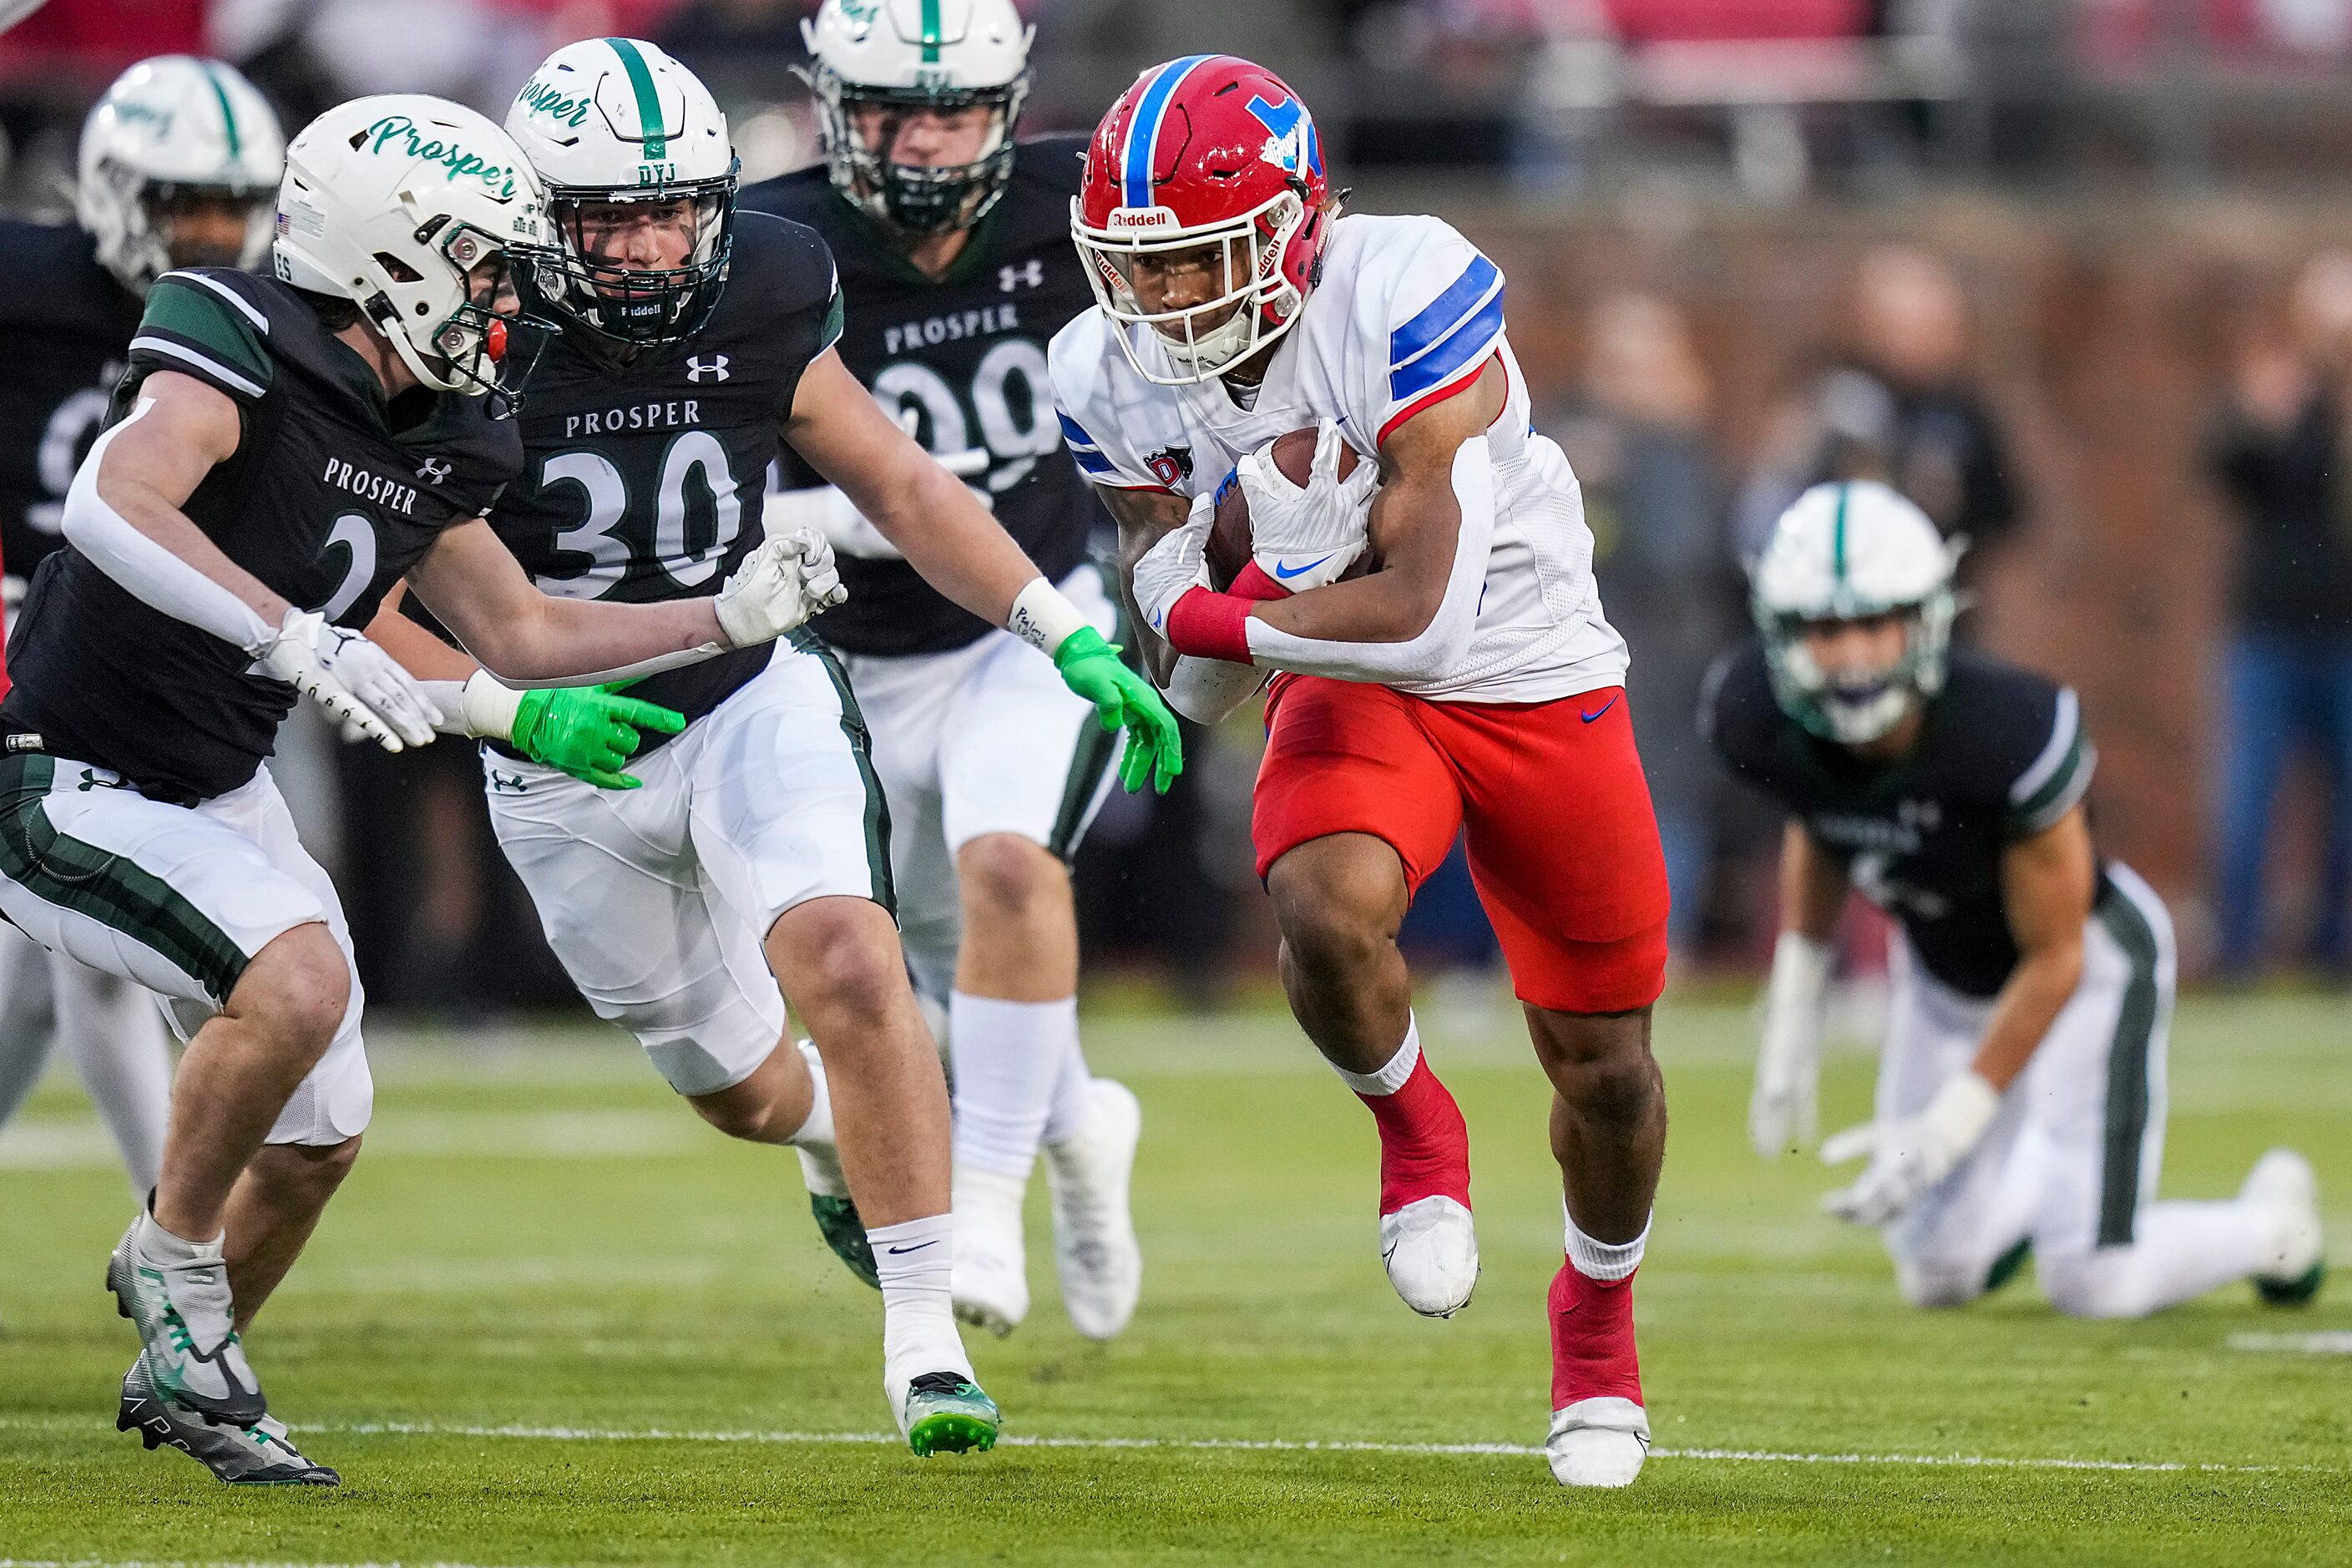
<box><xmin>686</xmin><ymin>355</ymin><xmax>730</xmax><ymax>383</ymax></box>
<box><xmin>1145</xmin><ymin>445</ymin><xmax>1192</xmax><ymax>488</ymax></box>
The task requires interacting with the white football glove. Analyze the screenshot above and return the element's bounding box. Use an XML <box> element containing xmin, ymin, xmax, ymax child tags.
<box><xmin>1819</xmin><ymin>1070</ymin><xmax>2000</xmax><ymax>1227</ymax></box>
<box><xmin>1131</xmin><ymin>493</ymin><xmax>1215</xmax><ymax>636</ymax></box>
<box><xmin>251</xmin><ymin>608</ymin><xmax>441</xmax><ymax>752</ymax></box>
<box><xmin>1237</xmin><ymin>418</ymin><xmax>1378</xmax><ymax>593</ymax></box>
<box><xmin>714</xmin><ymin>526</ymin><xmax>847</xmax><ymax>647</ymax></box>
<box><xmin>1753</xmin><ymin>932</ymin><xmax>1832</xmax><ymax>1157</ymax></box>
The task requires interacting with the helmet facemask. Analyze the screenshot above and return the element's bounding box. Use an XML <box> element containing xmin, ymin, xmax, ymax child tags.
<box><xmin>89</xmin><ymin>160</ymin><xmax>276</xmax><ymax>294</ymax></box>
<box><xmin>1074</xmin><ymin>188</ymin><xmax>1311</xmax><ymax>386</ymax></box>
<box><xmin>809</xmin><ymin>67</ymin><xmax>1027</xmax><ymax>238</ymax></box>
<box><xmin>1760</xmin><ymin>590</ymin><xmax>1958</xmax><ymax>746</ymax></box>
<box><xmin>519</xmin><ymin>173</ymin><xmax>736</xmax><ymax>351</ymax></box>
<box><xmin>355</xmin><ymin>216</ymin><xmax>535</xmax><ymax>412</ymax></box>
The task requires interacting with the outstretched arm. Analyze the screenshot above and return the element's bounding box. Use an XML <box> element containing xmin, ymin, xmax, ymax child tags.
<box><xmin>786</xmin><ymin>348</ymin><xmax>1184</xmax><ymax>792</ymax></box>
<box><xmin>1975</xmin><ymin>804</ymin><xmax>2096</xmax><ymax>1093</ymax></box>
<box><xmin>403</xmin><ymin>518</ymin><xmax>736</xmax><ymax>686</ymax></box>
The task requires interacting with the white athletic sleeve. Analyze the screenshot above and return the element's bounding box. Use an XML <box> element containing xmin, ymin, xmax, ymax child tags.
<box><xmin>60</xmin><ymin>401</ymin><xmax>277</xmax><ymax>656</ymax></box>
<box><xmin>1239</xmin><ymin>437</ymin><xmax>1496</xmax><ymax>685</ymax></box>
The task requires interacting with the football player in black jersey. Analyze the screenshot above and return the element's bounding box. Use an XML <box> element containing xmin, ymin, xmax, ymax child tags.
<box><xmin>367</xmin><ymin>38</ymin><xmax>1181</xmax><ymax>1455</ymax></box>
<box><xmin>0</xmin><ymin>55</ymin><xmax>283</xmax><ymax>1262</ymax></box>
<box><xmin>0</xmin><ymin>95</ymin><xmax>841</xmax><ymax>1486</ymax></box>
<box><xmin>737</xmin><ymin>0</ymin><xmax>1145</xmax><ymax>1347</ymax></box>
<box><xmin>1706</xmin><ymin>480</ymin><xmax>2324</xmax><ymax>1317</ymax></box>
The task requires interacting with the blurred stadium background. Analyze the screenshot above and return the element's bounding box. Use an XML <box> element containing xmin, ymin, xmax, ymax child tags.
<box><xmin>10</xmin><ymin>0</ymin><xmax>2352</xmax><ymax>1014</ymax></box>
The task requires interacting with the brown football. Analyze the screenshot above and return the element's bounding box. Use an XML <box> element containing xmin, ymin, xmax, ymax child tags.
<box><xmin>1206</xmin><ymin>427</ymin><xmax>1371</xmax><ymax>589</ymax></box>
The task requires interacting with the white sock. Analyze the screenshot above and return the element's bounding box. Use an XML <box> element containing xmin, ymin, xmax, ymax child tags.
<box><xmin>1566</xmin><ymin>1205</ymin><xmax>1649</xmax><ymax>1282</ymax></box>
<box><xmin>1332</xmin><ymin>1014</ymin><xmax>1422</xmax><ymax>1097</ymax></box>
<box><xmin>867</xmin><ymin>1213</ymin><xmax>971</xmax><ymax>1389</ymax></box>
<box><xmin>788</xmin><ymin>1039</ymin><xmax>835</xmax><ymax>1150</ymax></box>
<box><xmin>2040</xmin><ymin>1201</ymin><xmax>2276</xmax><ymax>1318</ymax></box>
<box><xmin>1041</xmin><ymin>1027</ymin><xmax>1092</xmax><ymax>1146</ymax></box>
<box><xmin>949</xmin><ymin>991</ymin><xmax>1077</xmax><ymax>1180</ymax></box>
<box><xmin>58</xmin><ymin>963</ymin><xmax>173</xmax><ymax>1200</ymax></box>
<box><xmin>134</xmin><ymin>1208</ymin><xmax>221</xmax><ymax>1266</ymax></box>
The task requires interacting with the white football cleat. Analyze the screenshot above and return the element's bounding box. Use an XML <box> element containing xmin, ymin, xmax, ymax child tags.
<box><xmin>951</xmin><ymin>1165</ymin><xmax>1029</xmax><ymax>1336</ymax></box>
<box><xmin>1379</xmin><ymin>1195</ymin><xmax>1478</xmax><ymax>1318</ymax></box>
<box><xmin>2243</xmin><ymin>1148</ymin><xmax>2325</xmax><ymax>1306</ymax></box>
<box><xmin>1546</xmin><ymin>1396</ymin><xmax>1651</xmax><ymax>1488</ymax></box>
<box><xmin>1044</xmin><ymin>1078</ymin><xmax>1144</xmax><ymax>1341</ymax></box>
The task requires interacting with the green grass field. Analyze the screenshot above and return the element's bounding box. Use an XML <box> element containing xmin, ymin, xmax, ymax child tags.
<box><xmin>1</xmin><ymin>990</ymin><xmax>2347</xmax><ymax>1566</ymax></box>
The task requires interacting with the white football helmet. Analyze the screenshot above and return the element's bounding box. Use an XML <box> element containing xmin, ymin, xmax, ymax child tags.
<box><xmin>802</xmin><ymin>0</ymin><xmax>1033</xmax><ymax>236</ymax></box>
<box><xmin>1751</xmin><ymin>480</ymin><xmax>1963</xmax><ymax>744</ymax></box>
<box><xmin>78</xmin><ymin>56</ymin><xmax>285</xmax><ymax>296</ymax></box>
<box><xmin>271</xmin><ymin>95</ymin><xmax>547</xmax><ymax>401</ymax></box>
<box><xmin>505</xmin><ymin>38</ymin><xmax>737</xmax><ymax>348</ymax></box>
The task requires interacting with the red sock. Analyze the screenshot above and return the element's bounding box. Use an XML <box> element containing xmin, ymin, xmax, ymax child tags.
<box><xmin>1548</xmin><ymin>1261</ymin><xmax>1643</xmax><ymax>1411</ymax></box>
<box><xmin>1356</xmin><ymin>1055</ymin><xmax>1471</xmax><ymax>1216</ymax></box>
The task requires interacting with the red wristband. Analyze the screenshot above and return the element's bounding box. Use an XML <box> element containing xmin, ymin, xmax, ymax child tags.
<box><xmin>1164</xmin><ymin>585</ymin><xmax>1255</xmax><ymax>664</ymax></box>
<box><xmin>1229</xmin><ymin>560</ymin><xmax>1293</xmax><ymax>602</ymax></box>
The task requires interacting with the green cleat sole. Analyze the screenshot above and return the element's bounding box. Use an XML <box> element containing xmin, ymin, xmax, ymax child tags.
<box><xmin>2257</xmin><ymin>1260</ymin><xmax>2324</xmax><ymax>1308</ymax></box>
<box><xmin>908</xmin><ymin>1411</ymin><xmax>999</xmax><ymax>1457</ymax></box>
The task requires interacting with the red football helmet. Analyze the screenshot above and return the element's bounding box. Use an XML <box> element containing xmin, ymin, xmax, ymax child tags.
<box><xmin>1072</xmin><ymin>55</ymin><xmax>1332</xmax><ymax>385</ymax></box>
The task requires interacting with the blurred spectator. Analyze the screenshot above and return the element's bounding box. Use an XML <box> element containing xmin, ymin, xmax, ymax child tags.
<box><xmin>1738</xmin><ymin>245</ymin><xmax>2021</xmax><ymax>598</ymax></box>
<box><xmin>2202</xmin><ymin>251</ymin><xmax>2352</xmax><ymax>981</ymax></box>
<box><xmin>1551</xmin><ymin>292</ymin><xmax>1740</xmax><ymax>955</ymax></box>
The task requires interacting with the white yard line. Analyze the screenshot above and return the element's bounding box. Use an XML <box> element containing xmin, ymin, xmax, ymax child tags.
<box><xmin>2228</xmin><ymin>1330</ymin><xmax>2352</xmax><ymax>1355</ymax></box>
<box><xmin>2</xmin><ymin>1414</ymin><xmax>2313</xmax><ymax>1475</ymax></box>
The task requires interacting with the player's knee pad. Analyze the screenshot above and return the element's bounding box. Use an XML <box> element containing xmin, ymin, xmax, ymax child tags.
<box><xmin>1894</xmin><ymin>1255</ymin><xmax>1984</xmax><ymax>1310</ymax></box>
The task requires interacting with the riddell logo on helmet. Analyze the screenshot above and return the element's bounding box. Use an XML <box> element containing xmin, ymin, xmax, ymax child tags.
<box><xmin>1107</xmin><ymin>207</ymin><xmax>1176</xmax><ymax>230</ymax></box>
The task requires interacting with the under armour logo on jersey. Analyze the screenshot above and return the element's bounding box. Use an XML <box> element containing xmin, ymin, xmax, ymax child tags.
<box><xmin>999</xmin><ymin>260</ymin><xmax>1044</xmax><ymax>292</ymax></box>
<box><xmin>488</xmin><ymin>769</ymin><xmax>530</xmax><ymax>795</ymax></box>
<box><xmin>415</xmin><ymin>458</ymin><xmax>453</xmax><ymax>484</ymax></box>
<box><xmin>686</xmin><ymin>355</ymin><xmax>731</xmax><ymax>383</ymax></box>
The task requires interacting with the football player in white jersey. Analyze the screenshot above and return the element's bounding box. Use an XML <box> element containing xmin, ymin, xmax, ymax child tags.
<box><xmin>1048</xmin><ymin>56</ymin><xmax>1672</xmax><ymax>1488</ymax></box>
<box><xmin>0</xmin><ymin>56</ymin><xmax>284</xmax><ymax>1216</ymax></box>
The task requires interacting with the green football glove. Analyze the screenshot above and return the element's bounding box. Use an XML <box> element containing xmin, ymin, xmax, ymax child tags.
<box><xmin>1053</xmin><ymin>626</ymin><xmax>1184</xmax><ymax>796</ymax></box>
<box><xmin>510</xmin><ymin>684</ymin><xmax>686</xmax><ymax>790</ymax></box>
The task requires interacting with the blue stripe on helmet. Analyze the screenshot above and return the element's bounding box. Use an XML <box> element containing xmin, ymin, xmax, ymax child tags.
<box><xmin>1123</xmin><ymin>55</ymin><xmax>1215</xmax><ymax>210</ymax></box>
<box><xmin>1389</xmin><ymin>286</ymin><xmax>1506</xmax><ymax>403</ymax></box>
<box><xmin>1389</xmin><ymin>255</ymin><xmax>1502</xmax><ymax>369</ymax></box>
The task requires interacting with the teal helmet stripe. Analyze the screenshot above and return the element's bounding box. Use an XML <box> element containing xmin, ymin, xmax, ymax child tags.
<box><xmin>920</xmin><ymin>0</ymin><xmax>943</xmax><ymax>63</ymax></box>
<box><xmin>1831</xmin><ymin>481</ymin><xmax>1850</xmax><ymax>585</ymax></box>
<box><xmin>606</xmin><ymin>38</ymin><xmax>670</xmax><ymax>159</ymax></box>
<box><xmin>198</xmin><ymin>60</ymin><xmax>243</xmax><ymax>163</ymax></box>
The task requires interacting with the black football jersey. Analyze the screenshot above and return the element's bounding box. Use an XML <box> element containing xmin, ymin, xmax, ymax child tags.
<box><xmin>1</xmin><ymin>269</ymin><xmax>520</xmax><ymax>805</ymax></box>
<box><xmin>741</xmin><ymin>136</ymin><xmax>1102</xmax><ymax>656</ymax></box>
<box><xmin>0</xmin><ymin>220</ymin><xmax>144</xmax><ymax>583</ymax></box>
<box><xmin>1702</xmin><ymin>645</ymin><xmax>2099</xmax><ymax>998</ymax></box>
<box><xmin>486</xmin><ymin>211</ymin><xmax>839</xmax><ymax>741</ymax></box>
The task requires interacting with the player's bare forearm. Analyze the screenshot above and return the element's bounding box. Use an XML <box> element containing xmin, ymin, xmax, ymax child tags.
<box><xmin>1098</xmin><ymin>483</ymin><xmax>1191</xmax><ymax>685</ymax></box>
<box><xmin>82</xmin><ymin>372</ymin><xmax>290</xmax><ymax>627</ymax></box>
<box><xmin>1973</xmin><ymin>807</ymin><xmax>2095</xmax><ymax>1091</ymax></box>
<box><xmin>785</xmin><ymin>349</ymin><xmax>1036</xmax><ymax>626</ymax></box>
<box><xmin>1780</xmin><ymin>822</ymin><xmax>1851</xmax><ymax>942</ymax></box>
<box><xmin>406</xmin><ymin>519</ymin><xmax>726</xmax><ymax>684</ymax></box>
<box><xmin>1250</xmin><ymin>358</ymin><xmax>1504</xmax><ymax>646</ymax></box>
<box><xmin>365</xmin><ymin>583</ymin><xmax>479</xmax><ymax>682</ymax></box>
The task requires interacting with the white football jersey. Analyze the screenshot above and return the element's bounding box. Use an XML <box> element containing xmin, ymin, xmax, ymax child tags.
<box><xmin>1047</xmin><ymin>211</ymin><xmax>1626</xmax><ymax>704</ymax></box>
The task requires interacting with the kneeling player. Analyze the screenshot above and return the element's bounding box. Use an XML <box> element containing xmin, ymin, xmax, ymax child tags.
<box><xmin>372</xmin><ymin>40</ymin><xmax>1180</xmax><ymax>1453</ymax></box>
<box><xmin>1708</xmin><ymin>480</ymin><xmax>2325</xmax><ymax>1316</ymax></box>
<box><xmin>1055</xmin><ymin>57</ymin><xmax>1669</xmax><ymax>1487</ymax></box>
